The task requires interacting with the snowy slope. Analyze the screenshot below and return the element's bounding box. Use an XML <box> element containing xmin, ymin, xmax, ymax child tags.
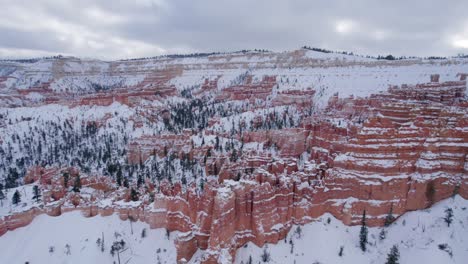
<box><xmin>0</xmin><ymin>211</ymin><xmax>177</xmax><ymax>264</ymax></box>
<box><xmin>0</xmin><ymin>197</ymin><xmax>466</xmax><ymax>263</ymax></box>
<box><xmin>234</xmin><ymin>196</ymin><xmax>468</xmax><ymax>264</ymax></box>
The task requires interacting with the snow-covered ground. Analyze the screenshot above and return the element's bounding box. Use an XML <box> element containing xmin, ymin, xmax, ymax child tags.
<box><xmin>235</xmin><ymin>196</ymin><xmax>468</xmax><ymax>264</ymax></box>
<box><xmin>1</xmin><ymin>196</ymin><xmax>464</xmax><ymax>263</ymax></box>
<box><xmin>0</xmin><ymin>211</ymin><xmax>177</xmax><ymax>264</ymax></box>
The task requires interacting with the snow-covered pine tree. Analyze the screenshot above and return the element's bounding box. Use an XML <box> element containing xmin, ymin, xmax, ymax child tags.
<box><xmin>359</xmin><ymin>210</ymin><xmax>368</xmax><ymax>252</ymax></box>
<box><xmin>116</xmin><ymin>167</ymin><xmax>122</xmax><ymax>186</ymax></box>
<box><xmin>130</xmin><ymin>188</ymin><xmax>139</xmax><ymax>201</ymax></box>
<box><xmin>261</xmin><ymin>246</ymin><xmax>271</xmax><ymax>262</ymax></box>
<box><xmin>444</xmin><ymin>208</ymin><xmax>454</xmax><ymax>227</ymax></box>
<box><xmin>384</xmin><ymin>204</ymin><xmax>395</xmax><ymax>227</ymax></box>
<box><xmin>101</xmin><ymin>232</ymin><xmax>105</xmax><ymax>252</ymax></box>
<box><xmin>385</xmin><ymin>245</ymin><xmax>400</xmax><ymax>264</ymax></box>
<box><xmin>32</xmin><ymin>185</ymin><xmax>41</xmax><ymax>202</ymax></box>
<box><xmin>137</xmin><ymin>173</ymin><xmax>144</xmax><ymax>187</ymax></box>
<box><xmin>0</xmin><ymin>183</ymin><xmax>5</xmax><ymax>205</ymax></box>
<box><xmin>62</xmin><ymin>172</ymin><xmax>70</xmax><ymax>188</ymax></box>
<box><xmin>12</xmin><ymin>190</ymin><xmax>21</xmax><ymax>205</ymax></box>
<box><xmin>338</xmin><ymin>246</ymin><xmax>344</xmax><ymax>257</ymax></box>
<box><xmin>73</xmin><ymin>174</ymin><xmax>81</xmax><ymax>192</ymax></box>
<box><xmin>379</xmin><ymin>228</ymin><xmax>387</xmax><ymax>241</ymax></box>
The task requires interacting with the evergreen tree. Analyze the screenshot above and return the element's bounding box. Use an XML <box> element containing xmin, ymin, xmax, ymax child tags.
<box><xmin>444</xmin><ymin>208</ymin><xmax>454</xmax><ymax>227</ymax></box>
<box><xmin>137</xmin><ymin>174</ymin><xmax>144</xmax><ymax>187</ymax></box>
<box><xmin>230</xmin><ymin>148</ymin><xmax>238</xmax><ymax>162</ymax></box>
<box><xmin>0</xmin><ymin>183</ymin><xmax>5</xmax><ymax>204</ymax></box>
<box><xmin>32</xmin><ymin>185</ymin><xmax>41</xmax><ymax>202</ymax></box>
<box><xmin>116</xmin><ymin>167</ymin><xmax>122</xmax><ymax>186</ymax></box>
<box><xmin>130</xmin><ymin>188</ymin><xmax>139</xmax><ymax>201</ymax></box>
<box><xmin>101</xmin><ymin>232</ymin><xmax>105</xmax><ymax>252</ymax></box>
<box><xmin>110</xmin><ymin>239</ymin><xmax>126</xmax><ymax>262</ymax></box>
<box><xmin>73</xmin><ymin>175</ymin><xmax>81</xmax><ymax>193</ymax></box>
<box><xmin>199</xmin><ymin>179</ymin><xmax>204</xmax><ymax>192</ymax></box>
<box><xmin>379</xmin><ymin>228</ymin><xmax>387</xmax><ymax>241</ymax></box>
<box><xmin>63</xmin><ymin>172</ymin><xmax>70</xmax><ymax>188</ymax></box>
<box><xmin>215</xmin><ymin>136</ymin><xmax>220</xmax><ymax>150</ymax></box>
<box><xmin>359</xmin><ymin>210</ymin><xmax>368</xmax><ymax>252</ymax></box>
<box><xmin>384</xmin><ymin>204</ymin><xmax>395</xmax><ymax>227</ymax></box>
<box><xmin>235</xmin><ymin>172</ymin><xmax>241</xmax><ymax>181</ymax></box>
<box><xmin>385</xmin><ymin>245</ymin><xmax>400</xmax><ymax>264</ymax></box>
<box><xmin>338</xmin><ymin>246</ymin><xmax>344</xmax><ymax>257</ymax></box>
<box><xmin>12</xmin><ymin>190</ymin><xmax>21</xmax><ymax>205</ymax></box>
<box><xmin>260</xmin><ymin>246</ymin><xmax>271</xmax><ymax>262</ymax></box>
<box><xmin>123</xmin><ymin>177</ymin><xmax>129</xmax><ymax>188</ymax></box>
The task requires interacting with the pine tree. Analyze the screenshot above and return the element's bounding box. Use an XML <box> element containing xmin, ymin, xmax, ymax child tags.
<box><xmin>199</xmin><ymin>179</ymin><xmax>204</xmax><ymax>192</ymax></box>
<box><xmin>384</xmin><ymin>204</ymin><xmax>395</xmax><ymax>227</ymax></box>
<box><xmin>73</xmin><ymin>175</ymin><xmax>81</xmax><ymax>193</ymax></box>
<box><xmin>444</xmin><ymin>208</ymin><xmax>454</xmax><ymax>227</ymax></box>
<box><xmin>215</xmin><ymin>136</ymin><xmax>220</xmax><ymax>150</ymax></box>
<box><xmin>379</xmin><ymin>228</ymin><xmax>387</xmax><ymax>241</ymax></box>
<box><xmin>137</xmin><ymin>174</ymin><xmax>144</xmax><ymax>187</ymax></box>
<box><xmin>385</xmin><ymin>245</ymin><xmax>400</xmax><ymax>264</ymax></box>
<box><xmin>338</xmin><ymin>246</ymin><xmax>344</xmax><ymax>257</ymax></box>
<box><xmin>32</xmin><ymin>185</ymin><xmax>41</xmax><ymax>202</ymax></box>
<box><xmin>230</xmin><ymin>148</ymin><xmax>238</xmax><ymax>162</ymax></box>
<box><xmin>130</xmin><ymin>188</ymin><xmax>139</xmax><ymax>201</ymax></box>
<box><xmin>359</xmin><ymin>210</ymin><xmax>368</xmax><ymax>252</ymax></box>
<box><xmin>101</xmin><ymin>232</ymin><xmax>105</xmax><ymax>252</ymax></box>
<box><xmin>0</xmin><ymin>183</ymin><xmax>5</xmax><ymax>205</ymax></box>
<box><xmin>110</xmin><ymin>239</ymin><xmax>126</xmax><ymax>263</ymax></box>
<box><xmin>116</xmin><ymin>167</ymin><xmax>122</xmax><ymax>186</ymax></box>
<box><xmin>12</xmin><ymin>190</ymin><xmax>21</xmax><ymax>205</ymax></box>
<box><xmin>261</xmin><ymin>246</ymin><xmax>271</xmax><ymax>262</ymax></box>
<box><xmin>63</xmin><ymin>172</ymin><xmax>70</xmax><ymax>188</ymax></box>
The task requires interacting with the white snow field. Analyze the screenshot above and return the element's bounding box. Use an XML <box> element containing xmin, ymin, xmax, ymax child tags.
<box><xmin>0</xmin><ymin>211</ymin><xmax>177</xmax><ymax>264</ymax></box>
<box><xmin>2</xmin><ymin>196</ymin><xmax>464</xmax><ymax>263</ymax></box>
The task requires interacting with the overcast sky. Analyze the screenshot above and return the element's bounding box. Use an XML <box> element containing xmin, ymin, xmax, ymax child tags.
<box><xmin>0</xmin><ymin>0</ymin><xmax>467</xmax><ymax>60</ymax></box>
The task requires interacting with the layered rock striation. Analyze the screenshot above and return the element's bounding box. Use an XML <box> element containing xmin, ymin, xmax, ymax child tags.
<box><xmin>0</xmin><ymin>50</ymin><xmax>467</xmax><ymax>263</ymax></box>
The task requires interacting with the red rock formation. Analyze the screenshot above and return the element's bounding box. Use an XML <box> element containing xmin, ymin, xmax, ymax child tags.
<box><xmin>1</xmin><ymin>54</ymin><xmax>467</xmax><ymax>264</ymax></box>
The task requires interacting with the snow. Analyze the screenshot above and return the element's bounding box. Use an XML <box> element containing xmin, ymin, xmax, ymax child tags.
<box><xmin>0</xmin><ymin>50</ymin><xmax>467</xmax><ymax>263</ymax></box>
<box><xmin>235</xmin><ymin>196</ymin><xmax>468</xmax><ymax>264</ymax></box>
<box><xmin>304</xmin><ymin>49</ymin><xmax>376</xmax><ymax>62</ymax></box>
<box><xmin>0</xmin><ymin>184</ymin><xmax>41</xmax><ymax>217</ymax></box>
<box><xmin>0</xmin><ymin>211</ymin><xmax>177</xmax><ymax>264</ymax></box>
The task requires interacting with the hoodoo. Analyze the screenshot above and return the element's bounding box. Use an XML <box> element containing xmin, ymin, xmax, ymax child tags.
<box><xmin>0</xmin><ymin>49</ymin><xmax>467</xmax><ymax>263</ymax></box>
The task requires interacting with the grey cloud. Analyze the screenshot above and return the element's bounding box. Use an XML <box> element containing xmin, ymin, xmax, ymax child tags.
<box><xmin>0</xmin><ymin>0</ymin><xmax>467</xmax><ymax>59</ymax></box>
